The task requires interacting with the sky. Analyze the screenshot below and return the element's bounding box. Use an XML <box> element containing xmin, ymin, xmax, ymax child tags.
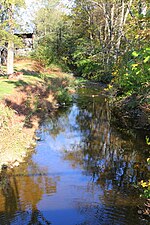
<box><xmin>19</xmin><ymin>0</ymin><xmax>73</xmax><ymax>32</ymax></box>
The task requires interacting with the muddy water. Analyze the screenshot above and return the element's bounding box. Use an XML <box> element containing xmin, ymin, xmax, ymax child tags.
<box><xmin>0</xmin><ymin>87</ymin><xmax>149</xmax><ymax>225</ymax></box>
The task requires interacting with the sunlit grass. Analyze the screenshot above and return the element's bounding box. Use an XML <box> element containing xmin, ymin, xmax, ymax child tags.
<box><xmin>0</xmin><ymin>58</ymin><xmax>76</xmax><ymax>101</ymax></box>
<box><xmin>0</xmin><ymin>76</ymin><xmax>42</xmax><ymax>100</ymax></box>
<box><xmin>23</xmin><ymin>75</ymin><xmax>44</xmax><ymax>84</ymax></box>
<box><xmin>0</xmin><ymin>79</ymin><xmax>16</xmax><ymax>99</ymax></box>
<box><xmin>0</xmin><ymin>71</ymin><xmax>74</xmax><ymax>100</ymax></box>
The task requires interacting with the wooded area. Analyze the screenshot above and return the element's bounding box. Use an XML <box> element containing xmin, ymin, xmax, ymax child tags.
<box><xmin>0</xmin><ymin>0</ymin><xmax>150</xmax><ymax>221</ymax></box>
<box><xmin>31</xmin><ymin>0</ymin><xmax>149</xmax><ymax>99</ymax></box>
<box><xmin>0</xmin><ymin>0</ymin><xmax>149</xmax><ymax>82</ymax></box>
<box><xmin>0</xmin><ymin>0</ymin><xmax>149</xmax><ymax>128</ymax></box>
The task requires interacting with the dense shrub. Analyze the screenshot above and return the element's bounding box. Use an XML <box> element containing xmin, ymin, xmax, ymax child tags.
<box><xmin>114</xmin><ymin>47</ymin><xmax>150</xmax><ymax>96</ymax></box>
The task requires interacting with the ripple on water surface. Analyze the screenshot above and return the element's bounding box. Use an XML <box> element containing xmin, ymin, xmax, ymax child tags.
<box><xmin>0</xmin><ymin>88</ymin><xmax>149</xmax><ymax>225</ymax></box>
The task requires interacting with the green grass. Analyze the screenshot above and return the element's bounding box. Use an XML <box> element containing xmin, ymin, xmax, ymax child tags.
<box><xmin>0</xmin><ymin>72</ymin><xmax>74</xmax><ymax>100</ymax></box>
<box><xmin>0</xmin><ymin>74</ymin><xmax>44</xmax><ymax>100</ymax></box>
<box><xmin>23</xmin><ymin>75</ymin><xmax>43</xmax><ymax>84</ymax></box>
<box><xmin>0</xmin><ymin>58</ymin><xmax>76</xmax><ymax>101</ymax></box>
<box><xmin>0</xmin><ymin>79</ymin><xmax>16</xmax><ymax>99</ymax></box>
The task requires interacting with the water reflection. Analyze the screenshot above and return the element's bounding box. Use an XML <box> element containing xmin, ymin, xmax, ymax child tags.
<box><xmin>0</xmin><ymin>162</ymin><xmax>54</xmax><ymax>224</ymax></box>
<box><xmin>0</xmin><ymin>87</ymin><xmax>149</xmax><ymax>225</ymax></box>
<box><xmin>64</xmin><ymin>89</ymin><xmax>148</xmax><ymax>191</ymax></box>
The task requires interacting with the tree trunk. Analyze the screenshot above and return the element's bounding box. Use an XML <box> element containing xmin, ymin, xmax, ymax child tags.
<box><xmin>7</xmin><ymin>40</ymin><xmax>14</xmax><ymax>75</ymax></box>
<box><xmin>7</xmin><ymin>4</ymin><xmax>14</xmax><ymax>75</ymax></box>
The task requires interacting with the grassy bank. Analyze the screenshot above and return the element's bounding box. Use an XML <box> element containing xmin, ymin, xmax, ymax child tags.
<box><xmin>0</xmin><ymin>58</ymin><xmax>76</xmax><ymax>171</ymax></box>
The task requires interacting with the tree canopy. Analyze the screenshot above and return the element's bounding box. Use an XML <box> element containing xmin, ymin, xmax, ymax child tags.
<box><xmin>0</xmin><ymin>0</ymin><xmax>149</xmax><ymax>95</ymax></box>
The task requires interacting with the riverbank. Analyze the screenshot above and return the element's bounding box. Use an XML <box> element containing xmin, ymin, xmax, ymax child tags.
<box><xmin>0</xmin><ymin>59</ymin><xmax>149</xmax><ymax>173</ymax></box>
<box><xmin>108</xmin><ymin>87</ymin><xmax>150</xmax><ymax>131</ymax></box>
<box><xmin>112</xmin><ymin>97</ymin><xmax>150</xmax><ymax>131</ymax></box>
<box><xmin>0</xmin><ymin>81</ymin><xmax>149</xmax><ymax>224</ymax></box>
<box><xmin>0</xmin><ymin>58</ymin><xmax>76</xmax><ymax>172</ymax></box>
<box><xmin>110</xmin><ymin>88</ymin><xmax>150</xmax><ymax>218</ymax></box>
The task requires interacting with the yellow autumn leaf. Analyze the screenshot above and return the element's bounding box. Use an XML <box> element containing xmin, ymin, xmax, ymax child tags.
<box><xmin>131</xmin><ymin>64</ymin><xmax>138</xmax><ymax>68</ymax></box>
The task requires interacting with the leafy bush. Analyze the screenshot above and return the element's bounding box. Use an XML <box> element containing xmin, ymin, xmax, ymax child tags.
<box><xmin>139</xmin><ymin>155</ymin><xmax>150</xmax><ymax>199</ymax></box>
<box><xmin>56</xmin><ymin>88</ymin><xmax>72</xmax><ymax>105</ymax></box>
<box><xmin>140</xmin><ymin>179</ymin><xmax>150</xmax><ymax>199</ymax></box>
<box><xmin>31</xmin><ymin>36</ymin><xmax>56</xmax><ymax>65</ymax></box>
<box><xmin>114</xmin><ymin>47</ymin><xmax>150</xmax><ymax>96</ymax></box>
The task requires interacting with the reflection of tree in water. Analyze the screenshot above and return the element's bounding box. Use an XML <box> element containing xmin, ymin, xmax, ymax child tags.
<box><xmin>0</xmin><ymin>170</ymin><xmax>19</xmax><ymax>225</ymax></box>
<box><xmin>40</xmin><ymin>107</ymin><xmax>72</xmax><ymax>139</ymax></box>
<box><xmin>0</xmin><ymin>160</ymin><xmax>57</xmax><ymax>225</ymax></box>
<box><xmin>27</xmin><ymin>208</ymin><xmax>51</xmax><ymax>225</ymax></box>
<box><xmin>62</xmin><ymin>93</ymin><xmax>149</xmax><ymax>225</ymax></box>
<box><xmin>64</xmin><ymin>95</ymin><xmax>149</xmax><ymax>192</ymax></box>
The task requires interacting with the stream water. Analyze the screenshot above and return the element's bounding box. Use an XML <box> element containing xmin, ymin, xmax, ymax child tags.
<box><xmin>0</xmin><ymin>86</ymin><xmax>149</xmax><ymax>225</ymax></box>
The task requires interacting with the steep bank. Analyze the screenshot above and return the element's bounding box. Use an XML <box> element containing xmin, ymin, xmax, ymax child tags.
<box><xmin>111</xmin><ymin>93</ymin><xmax>150</xmax><ymax>131</ymax></box>
<box><xmin>0</xmin><ymin>59</ymin><xmax>76</xmax><ymax>172</ymax></box>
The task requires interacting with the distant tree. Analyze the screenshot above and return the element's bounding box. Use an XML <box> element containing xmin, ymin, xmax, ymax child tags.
<box><xmin>0</xmin><ymin>0</ymin><xmax>25</xmax><ymax>74</ymax></box>
<box><xmin>32</xmin><ymin>0</ymin><xmax>65</xmax><ymax>64</ymax></box>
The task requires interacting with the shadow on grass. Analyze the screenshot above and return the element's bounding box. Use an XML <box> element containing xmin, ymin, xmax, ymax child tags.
<box><xmin>4</xmin><ymin>84</ymin><xmax>53</xmax><ymax>128</ymax></box>
<box><xmin>0</xmin><ymin>74</ymin><xmax>7</xmax><ymax>78</ymax></box>
<box><xmin>3</xmin><ymin>75</ymin><xmax>72</xmax><ymax>128</ymax></box>
<box><xmin>20</xmin><ymin>69</ymin><xmax>41</xmax><ymax>78</ymax></box>
<box><xmin>5</xmin><ymin>79</ymin><xmax>29</xmax><ymax>87</ymax></box>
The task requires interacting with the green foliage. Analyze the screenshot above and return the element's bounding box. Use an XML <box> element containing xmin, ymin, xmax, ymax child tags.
<box><xmin>114</xmin><ymin>47</ymin><xmax>150</xmax><ymax>96</ymax></box>
<box><xmin>32</xmin><ymin>2</ymin><xmax>65</xmax><ymax>67</ymax></box>
<box><xmin>32</xmin><ymin>0</ymin><xmax>149</xmax><ymax>86</ymax></box>
<box><xmin>32</xmin><ymin>36</ymin><xmax>56</xmax><ymax>65</ymax></box>
<box><xmin>0</xmin><ymin>79</ymin><xmax>16</xmax><ymax>99</ymax></box>
<box><xmin>58</xmin><ymin>31</ymin><xmax>113</xmax><ymax>82</ymax></box>
<box><xmin>72</xmin><ymin>39</ymin><xmax>99</xmax><ymax>77</ymax></box>
<box><xmin>56</xmin><ymin>88</ymin><xmax>72</xmax><ymax>105</ymax></box>
<box><xmin>138</xmin><ymin>137</ymin><xmax>150</xmax><ymax>199</ymax></box>
<box><xmin>139</xmin><ymin>155</ymin><xmax>150</xmax><ymax>199</ymax></box>
<box><xmin>33</xmin><ymin>0</ymin><xmax>118</xmax><ymax>81</ymax></box>
<box><xmin>0</xmin><ymin>0</ymin><xmax>25</xmax><ymax>38</ymax></box>
<box><xmin>73</xmin><ymin>77</ymin><xmax>87</xmax><ymax>86</ymax></box>
<box><xmin>146</xmin><ymin>136</ymin><xmax>150</xmax><ymax>145</ymax></box>
<box><xmin>140</xmin><ymin>179</ymin><xmax>150</xmax><ymax>199</ymax></box>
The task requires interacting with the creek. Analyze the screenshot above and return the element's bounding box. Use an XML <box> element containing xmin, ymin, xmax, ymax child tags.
<box><xmin>0</xmin><ymin>86</ymin><xmax>149</xmax><ymax>225</ymax></box>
